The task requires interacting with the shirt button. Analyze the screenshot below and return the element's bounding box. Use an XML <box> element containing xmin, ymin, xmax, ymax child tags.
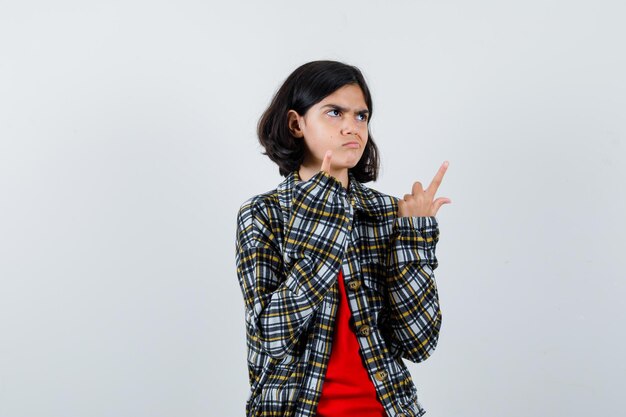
<box><xmin>358</xmin><ymin>325</ymin><xmax>371</xmax><ymax>336</ymax></box>
<box><xmin>347</xmin><ymin>280</ymin><xmax>361</xmax><ymax>291</ymax></box>
<box><xmin>374</xmin><ymin>369</ymin><xmax>388</xmax><ymax>381</ymax></box>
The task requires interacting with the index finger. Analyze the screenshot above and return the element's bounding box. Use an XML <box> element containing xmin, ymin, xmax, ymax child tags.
<box><xmin>426</xmin><ymin>161</ymin><xmax>449</xmax><ymax>196</ymax></box>
<box><xmin>320</xmin><ymin>150</ymin><xmax>332</xmax><ymax>173</ymax></box>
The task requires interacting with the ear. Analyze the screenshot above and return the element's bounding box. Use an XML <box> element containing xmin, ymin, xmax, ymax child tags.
<box><xmin>287</xmin><ymin>110</ymin><xmax>304</xmax><ymax>138</ymax></box>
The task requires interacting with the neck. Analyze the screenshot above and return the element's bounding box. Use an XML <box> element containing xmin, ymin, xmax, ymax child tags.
<box><xmin>298</xmin><ymin>164</ymin><xmax>349</xmax><ymax>189</ymax></box>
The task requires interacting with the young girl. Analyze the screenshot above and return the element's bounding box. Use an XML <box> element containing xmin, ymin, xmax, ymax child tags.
<box><xmin>235</xmin><ymin>60</ymin><xmax>450</xmax><ymax>417</ymax></box>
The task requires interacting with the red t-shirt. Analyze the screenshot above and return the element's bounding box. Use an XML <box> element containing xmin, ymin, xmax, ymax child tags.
<box><xmin>315</xmin><ymin>269</ymin><xmax>387</xmax><ymax>417</ymax></box>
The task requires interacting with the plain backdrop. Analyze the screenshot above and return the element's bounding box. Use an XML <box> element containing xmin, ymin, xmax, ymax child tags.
<box><xmin>1</xmin><ymin>1</ymin><xmax>625</xmax><ymax>416</ymax></box>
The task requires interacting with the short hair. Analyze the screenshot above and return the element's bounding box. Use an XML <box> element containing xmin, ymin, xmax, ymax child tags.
<box><xmin>257</xmin><ymin>60</ymin><xmax>380</xmax><ymax>183</ymax></box>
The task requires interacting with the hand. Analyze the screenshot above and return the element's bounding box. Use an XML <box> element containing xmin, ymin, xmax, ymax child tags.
<box><xmin>397</xmin><ymin>161</ymin><xmax>452</xmax><ymax>217</ymax></box>
<box><xmin>318</xmin><ymin>150</ymin><xmax>343</xmax><ymax>183</ymax></box>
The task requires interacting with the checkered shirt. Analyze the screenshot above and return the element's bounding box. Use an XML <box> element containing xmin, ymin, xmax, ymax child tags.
<box><xmin>235</xmin><ymin>168</ymin><xmax>442</xmax><ymax>417</ymax></box>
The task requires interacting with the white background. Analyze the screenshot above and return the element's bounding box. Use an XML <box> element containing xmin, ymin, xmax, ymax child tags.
<box><xmin>1</xmin><ymin>1</ymin><xmax>624</xmax><ymax>416</ymax></box>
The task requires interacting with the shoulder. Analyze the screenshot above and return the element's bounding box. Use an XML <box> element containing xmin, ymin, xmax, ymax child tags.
<box><xmin>236</xmin><ymin>187</ymin><xmax>283</xmax><ymax>248</ymax></box>
<box><xmin>237</xmin><ymin>187</ymin><xmax>281</xmax><ymax>223</ymax></box>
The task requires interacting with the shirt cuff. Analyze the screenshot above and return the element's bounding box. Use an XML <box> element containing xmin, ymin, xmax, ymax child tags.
<box><xmin>393</xmin><ymin>216</ymin><xmax>439</xmax><ymax>235</ymax></box>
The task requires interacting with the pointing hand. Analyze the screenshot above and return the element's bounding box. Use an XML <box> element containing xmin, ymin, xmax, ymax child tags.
<box><xmin>397</xmin><ymin>161</ymin><xmax>452</xmax><ymax>218</ymax></box>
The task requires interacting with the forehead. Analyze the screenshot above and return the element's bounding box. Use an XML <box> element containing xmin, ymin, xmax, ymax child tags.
<box><xmin>317</xmin><ymin>84</ymin><xmax>367</xmax><ymax>107</ymax></box>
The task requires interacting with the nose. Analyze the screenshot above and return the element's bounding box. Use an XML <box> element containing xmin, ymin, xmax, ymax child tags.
<box><xmin>341</xmin><ymin>117</ymin><xmax>359</xmax><ymax>136</ymax></box>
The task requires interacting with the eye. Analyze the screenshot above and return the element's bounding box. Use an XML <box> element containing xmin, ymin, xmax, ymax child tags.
<box><xmin>357</xmin><ymin>113</ymin><xmax>369</xmax><ymax>122</ymax></box>
<box><xmin>327</xmin><ymin>109</ymin><xmax>341</xmax><ymax>117</ymax></box>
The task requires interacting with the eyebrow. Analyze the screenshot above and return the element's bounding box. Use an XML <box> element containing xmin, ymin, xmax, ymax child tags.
<box><xmin>320</xmin><ymin>104</ymin><xmax>370</xmax><ymax>114</ymax></box>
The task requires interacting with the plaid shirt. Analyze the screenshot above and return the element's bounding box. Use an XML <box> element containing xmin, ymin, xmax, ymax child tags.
<box><xmin>235</xmin><ymin>168</ymin><xmax>442</xmax><ymax>417</ymax></box>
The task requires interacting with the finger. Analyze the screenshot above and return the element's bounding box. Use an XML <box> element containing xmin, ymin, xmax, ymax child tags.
<box><xmin>426</xmin><ymin>161</ymin><xmax>449</xmax><ymax>197</ymax></box>
<box><xmin>320</xmin><ymin>150</ymin><xmax>332</xmax><ymax>173</ymax></box>
<box><xmin>432</xmin><ymin>197</ymin><xmax>452</xmax><ymax>215</ymax></box>
<box><xmin>411</xmin><ymin>181</ymin><xmax>423</xmax><ymax>195</ymax></box>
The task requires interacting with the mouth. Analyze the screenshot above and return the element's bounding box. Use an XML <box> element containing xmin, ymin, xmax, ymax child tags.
<box><xmin>342</xmin><ymin>141</ymin><xmax>360</xmax><ymax>148</ymax></box>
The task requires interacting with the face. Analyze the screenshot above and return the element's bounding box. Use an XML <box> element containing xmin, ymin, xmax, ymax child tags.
<box><xmin>288</xmin><ymin>84</ymin><xmax>370</xmax><ymax>172</ymax></box>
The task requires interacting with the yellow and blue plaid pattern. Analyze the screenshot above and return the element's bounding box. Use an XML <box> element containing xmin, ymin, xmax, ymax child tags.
<box><xmin>235</xmin><ymin>168</ymin><xmax>442</xmax><ymax>417</ymax></box>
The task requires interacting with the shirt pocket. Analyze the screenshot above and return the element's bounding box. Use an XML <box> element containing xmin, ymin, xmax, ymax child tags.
<box><xmin>359</xmin><ymin>261</ymin><xmax>388</xmax><ymax>325</ymax></box>
<box><xmin>360</xmin><ymin>261</ymin><xmax>385</xmax><ymax>294</ymax></box>
<box><xmin>361</xmin><ymin>261</ymin><xmax>386</xmax><ymax>303</ymax></box>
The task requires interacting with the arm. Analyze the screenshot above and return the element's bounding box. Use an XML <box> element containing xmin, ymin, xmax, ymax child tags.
<box><xmin>235</xmin><ymin>170</ymin><xmax>351</xmax><ymax>360</ymax></box>
<box><xmin>383</xmin><ymin>215</ymin><xmax>442</xmax><ymax>363</ymax></box>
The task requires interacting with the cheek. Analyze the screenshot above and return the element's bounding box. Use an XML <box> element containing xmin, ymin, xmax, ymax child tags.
<box><xmin>310</xmin><ymin>141</ymin><xmax>328</xmax><ymax>157</ymax></box>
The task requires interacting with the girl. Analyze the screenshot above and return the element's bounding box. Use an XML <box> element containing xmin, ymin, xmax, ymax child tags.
<box><xmin>235</xmin><ymin>60</ymin><xmax>450</xmax><ymax>417</ymax></box>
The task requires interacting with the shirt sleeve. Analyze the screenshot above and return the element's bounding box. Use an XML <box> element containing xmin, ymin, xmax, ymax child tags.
<box><xmin>382</xmin><ymin>214</ymin><xmax>442</xmax><ymax>364</ymax></box>
<box><xmin>235</xmin><ymin>170</ymin><xmax>352</xmax><ymax>360</ymax></box>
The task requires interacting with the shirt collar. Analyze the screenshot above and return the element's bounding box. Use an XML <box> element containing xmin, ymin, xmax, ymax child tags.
<box><xmin>277</xmin><ymin>169</ymin><xmax>384</xmax><ymax>225</ymax></box>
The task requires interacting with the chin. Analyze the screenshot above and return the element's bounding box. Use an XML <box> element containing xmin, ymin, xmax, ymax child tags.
<box><xmin>346</xmin><ymin>156</ymin><xmax>363</xmax><ymax>168</ymax></box>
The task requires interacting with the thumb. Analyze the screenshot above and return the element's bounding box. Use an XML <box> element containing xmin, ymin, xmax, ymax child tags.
<box><xmin>432</xmin><ymin>197</ymin><xmax>451</xmax><ymax>216</ymax></box>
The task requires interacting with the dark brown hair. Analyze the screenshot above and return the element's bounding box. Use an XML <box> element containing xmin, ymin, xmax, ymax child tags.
<box><xmin>257</xmin><ymin>60</ymin><xmax>380</xmax><ymax>182</ymax></box>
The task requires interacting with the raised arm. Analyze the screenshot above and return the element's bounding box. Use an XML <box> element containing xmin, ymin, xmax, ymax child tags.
<box><xmin>383</xmin><ymin>214</ymin><xmax>442</xmax><ymax>363</ymax></box>
<box><xmin>382</xmin><ymin>161</ymin><xmax>449</xmax><ymax>363</ymax></box>
<box><xmin>235</xmin><ymin>154</ymin><xmax>351</xmax><ymax>360</ymax></box>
